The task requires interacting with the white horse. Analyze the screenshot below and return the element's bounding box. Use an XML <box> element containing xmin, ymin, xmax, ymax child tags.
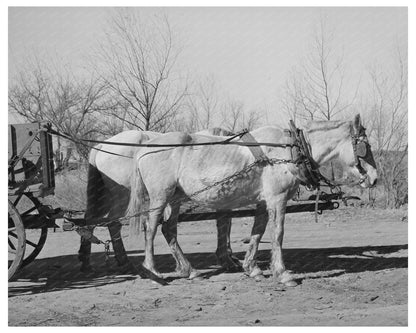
<box><xmin>78</xmin><ymin>128</ymin><xmax>238</xmax><ymax>272</ymax></box>
<box><xmin>127</xmin><ymin>115</ymin><xmax>377</xmax><ymax>286</ymax></box>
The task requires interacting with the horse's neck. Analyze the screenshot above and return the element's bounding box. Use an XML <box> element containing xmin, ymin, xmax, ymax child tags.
<box><xmin>303</xmin><ymin>123</ymin><xmax>350</xmax><ymax>166</ymax></box>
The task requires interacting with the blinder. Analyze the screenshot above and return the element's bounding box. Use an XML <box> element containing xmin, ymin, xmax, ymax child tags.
<box><xmin>351</xmin><ymin>123</ymin><xmax>376</xmax><ymax>178</ymax></box>
<box><xmin>355</xmin><ymin>140</ymin><xmax>368</xmax><ymax>158</ymax></box>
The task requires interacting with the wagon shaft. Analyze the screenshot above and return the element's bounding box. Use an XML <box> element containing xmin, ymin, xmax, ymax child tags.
<box><xmin>21</xmin><ymin>214</ymin><xmax>59</xmax><ymax>229</ymax></box>
<box><xmin>178</xmin><ymin>201</ymin><xmax>339</xmax><ymax>222</ymax></box>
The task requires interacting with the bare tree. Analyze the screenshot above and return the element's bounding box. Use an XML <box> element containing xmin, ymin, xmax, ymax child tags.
<box><xmin>282</xmin><ymin>16</ymin><xmax>359</xmax><ymax>123</ymax></box>
<box><xmin>95</xmin><ymin>10</ymin><xmax>187</xmax><ymax>132</ymax></box>
<box><xmin>9</xmin><ymin>57</ymin><xmax>107</xmax><ymax>162</ymax></box>
<box><xmin>185</xmin><ymin>75</ymin><xmax>219</xmax><ymax>131</ymax></box>
<box><xmin>282</xmin><ymin>16</ymin><xmax>361</xmax><ymax>181</ymax></box>
<box><xmin>367</xmin><ymin>48</ymin><xmax>408</xmax><ymax>208</ymax></box>
<box><xmin>175</xmin><ymin>75</ymin><xmax>261</xmax><ymax>133</ymax></box>
<box><xmin>221</xmin><ymin>99</ymin><xmax>261</xmax><ymax>132</ymax></box>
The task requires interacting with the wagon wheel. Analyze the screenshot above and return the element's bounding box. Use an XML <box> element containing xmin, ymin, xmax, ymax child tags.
<box><xmin>9</xmin><ymin>193</ymin><xmax>48</xmax><ymax>268</ymax></box>
<box><xmin>8</xmin><ymin>200</ymin><xmax>26</xmax><ymax>280</ymax></box>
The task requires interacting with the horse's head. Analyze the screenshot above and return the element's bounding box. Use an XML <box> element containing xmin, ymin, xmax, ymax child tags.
<box><xmin>341</xmin><ymin>114</ymin><xmax>378</xmax><ymax>188</ymax></box>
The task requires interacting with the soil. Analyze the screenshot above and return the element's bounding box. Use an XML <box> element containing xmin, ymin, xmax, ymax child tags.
<box><xmin>8</xmin><ymin>207</ymin><xmax>408</xmax><ymax>326</ymax></box>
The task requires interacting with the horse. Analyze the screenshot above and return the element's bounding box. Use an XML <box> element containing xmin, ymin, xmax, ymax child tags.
<box><xmin>78</xmin><ymin>127</ymin><xmax>240</xmax><ymax>273</ymax></box>
<box><xmin>126</xmin><ymin>114</ymin><xmax>377</xmax><ymax>286</ymax></box>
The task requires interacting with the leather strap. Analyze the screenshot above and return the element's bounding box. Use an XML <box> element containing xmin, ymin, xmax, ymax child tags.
<box><xmin>288</xmin><ymin>120</ymin><xmax>322</xmax><ymax>189</ymax></box>
<box><xmin>240</xmin><ymin>132</ymin><xmax>268</xmax><ymax>162</ymax></box>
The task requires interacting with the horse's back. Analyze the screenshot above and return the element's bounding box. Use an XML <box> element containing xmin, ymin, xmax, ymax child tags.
<box><xmin>94</xmin><ymin>130</ymin><xmax>159</xmax><ymax>186</ymax></box>
<box><xmin>137</xmin><ymin>127</ymin><xmax>290</xmax><ymax>182</ymax></box>
<box><xmin>136</xmin><ymin>132</ymin><xmax>260</xmax><ymax>207</ymax></box>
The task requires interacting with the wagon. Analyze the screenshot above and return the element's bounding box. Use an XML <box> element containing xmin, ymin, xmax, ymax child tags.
<box><xmin>8</xmin><ymin>122</ymin><xmax>59</xmax><ymax>280</ymax></box>
<box><xmin>8</xmin><ymin>121</ymin><xmax>345</xmax><ymax>281</ymax></box>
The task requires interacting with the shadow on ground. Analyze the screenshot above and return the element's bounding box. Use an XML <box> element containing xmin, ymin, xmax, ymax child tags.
<box><xmin>9</xmin><ymin>244</ymin><xmax>407</xmax><ymax>297</ymax></box>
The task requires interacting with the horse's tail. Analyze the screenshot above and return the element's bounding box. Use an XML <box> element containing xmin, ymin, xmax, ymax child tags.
<box><xmin>85</xmin><ymin>146</ymin><xmax>108</xmax><ymax>221</ymax></box>
<box><xmin>126</xmin><ymin>159</ymin><xmax>148</xmax><ymax>240</ymax></box>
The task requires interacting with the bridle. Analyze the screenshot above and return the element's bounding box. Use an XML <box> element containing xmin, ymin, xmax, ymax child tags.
<box><xmin>350</xmin><ymin>124</ymin><xmax>373</xmax><ymax>184</ymax></box>
<box><xmin>288</xmin><ymin>120</ymin><xmax>375</xmax><ymax>189</ymax></box>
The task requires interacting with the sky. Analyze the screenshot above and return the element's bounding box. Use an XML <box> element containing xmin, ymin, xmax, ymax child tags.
<box><xmin>8</xmin><ymin>7</ymin><xmax>407</xmax><ymax>124</ymax></box>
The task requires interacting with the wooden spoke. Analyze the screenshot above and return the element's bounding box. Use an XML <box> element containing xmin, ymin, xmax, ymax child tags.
<box><xmin>25</xmin><ymin>239</ymin><xmax>38</xmax><ymax>248</ymax></box>
<box><xmin>8</xmin><ymin>231</ymin><xmax>18</xmax><ymax>239</ymax></box>
<box><xmin>13</xmin><ymin>193</ymin><xmax>23</xmax><ymax>206</ymax></box>
<box><xmin>12</xmin><ymin>194</ymin><xmax>49</xmax><ymax>268</ymax></box>
<box><xmin>8</xmin><ymin>200</ymin><xmax>26</xmax><ymax>280</ymax></box>
<box><xmin>8</xmin><ymin>239</ymin><xmax>16</xmax><ymax>251</ymax></box>
<box><xmin>21</xmin><ymin>206</ymin><xmax>38</xmax><ymax>216</ymax></box>
<box><xmin>9</xmin><ymin>194</ymin><xmax>49</xmax><ymax>272</ymax></box>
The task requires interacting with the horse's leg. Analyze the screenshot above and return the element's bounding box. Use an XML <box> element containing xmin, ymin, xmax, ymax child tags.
<box><xmin>79</xmin><ymin>159</ymin><xmax>107</xmax><ymax>272</ymax></box>
<box><xmin>215</xmin><ymin>214</ymin><xmax>241</xmax><ymax>272</ymax></box>
<box><xmin>79</xmin><ymin>213</ymin><xmax>101</xmax><ymax>273</ymax></box>
<box><xmin>106</xmin><ymin>197</ymin><xmax>130</xmax><ymax>267</ymax></box>
<box><xmin>78</xmin><ymin>235</ymin><xmax>93</xmax><ymax>273</ymax></box>
<box><xmin>161</xmin><ymin>204</ymin><xmax>198</xmax><ymax>279</ymax></box>
<box><xmin>107</xmin><ymin>221</ymin><xmax>129</xmax><ymax>266</ymax></box>
<box><xmin>142</xmin><ymin>204</ymin><xmax>164</xmax><ymax>277</ymax></box>
<box><xmin>269</xmin><ymin>196</ymin><xmax>297</xmax><ymax>287</ymax></box>
<box><xmin>242</xmin><ymin>202</ymin><xmax>268</xmax><ymax>277</ymax></box>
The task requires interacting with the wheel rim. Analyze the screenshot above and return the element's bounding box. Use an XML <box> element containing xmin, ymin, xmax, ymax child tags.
<box><xmin>8</xmin><ymin>200</ymin><xmax>26</xmax><ymax>280</ymax></box>
<box><xmin>9</xmin><ymin>193</ymin><xmax>48</xmax><ymax>267</ymax></box>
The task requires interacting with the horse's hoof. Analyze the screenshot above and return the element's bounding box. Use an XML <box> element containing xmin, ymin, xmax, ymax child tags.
<box><xmin>275</xmin><ymin>271</ymin><xmax>296</xmax><ymax>286</ymax></box>
<box><xmin>224</xmin><ymin>265</ymin><xmax>243</xmax><ymax>273</ymax></box>
<box><xmin>218</xmin><ymin>254</ymin><xmax>242</xmax><ymax>272</ymax></box>
<box><xmin>188</xmin><ymin>270</ymin><xmax>202</xmax><ymax>280</ymax></box>
<box><xmin>254</xmin><ymin>274</ymin><xmax>265</xmax><ymax>282</ymax></box>
<box><xmin>222</xmin><ymin>261</ymin><xmax>243</xmax><ymax>273</ymax></box>
<box><xmin>248</xmin><ymin>266</ymin><xmax>263</xmax><ymax>278</ymax></box>
<box><xmin>284</xmin><ymin>280</ymin><xmax>298</xmax><ymax>287</ymax></box>
<box><xmin>142</xmin><ymin>263</ymin><xmax>163</xmax><ymax>279</ymax></box>
<box><xmin>161</xmin><ymin>270</ymin><xmax>190</xmax><ymax>279</ymax></box>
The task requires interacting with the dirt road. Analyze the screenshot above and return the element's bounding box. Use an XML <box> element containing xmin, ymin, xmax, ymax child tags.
<box><xmin>8</xmin><ymin>207</ymin><xmax>408</xmax><ymax>326</ymax></box>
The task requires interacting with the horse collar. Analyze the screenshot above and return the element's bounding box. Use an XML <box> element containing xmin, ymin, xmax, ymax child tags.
<box><xmin>288</xmin><ymin>120</ymin><xmax>322</xmax><ymax>190</ymax></box>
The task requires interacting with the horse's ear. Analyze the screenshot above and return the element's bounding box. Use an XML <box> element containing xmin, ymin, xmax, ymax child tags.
<box><xmin>354</xmin><ymin>114</ymin><xmax>361</xmax><ymax>129</ymax></box>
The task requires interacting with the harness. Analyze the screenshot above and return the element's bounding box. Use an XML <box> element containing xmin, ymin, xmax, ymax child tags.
<box><xmin>350</xmin><ymin>124</ymin><xmax>374</xmax><ymax>181</ymax></box>
<box><xmin>238</xmin><ymin>123</ymin><xmax>324</xmax><ymax>190</ymax></box>
<box><xmin>240</xmin><ymin>121</ymin><xmax>371</xmax><ymax>191</ymax></box>
<box><xmin>287</xmin><ymin>120</ymin><xmax>323</xmax><ymax>189</ymax></box>
<box><xmin>240</xmin><ymin>131</ymin><xmax>270</xmax><ymax>162</ymax></box>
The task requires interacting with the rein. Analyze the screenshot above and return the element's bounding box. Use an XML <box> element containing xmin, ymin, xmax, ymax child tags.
<box><xmin>44</xmin><ymin>125</ymin><xmax>298</xmax><ymax>150</ymax></box>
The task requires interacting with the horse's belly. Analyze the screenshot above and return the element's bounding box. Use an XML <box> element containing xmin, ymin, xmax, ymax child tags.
<box><xmin>179</xmin><ymin>173</ymin><xmax>262</xmax><ymax>210</ymax></box>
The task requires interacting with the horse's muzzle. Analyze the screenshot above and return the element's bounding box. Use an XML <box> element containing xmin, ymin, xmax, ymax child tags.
<box><xmin>360</xmin><ymin>174</ymin><xmax>377</xmax><ymax>188</ymax></box>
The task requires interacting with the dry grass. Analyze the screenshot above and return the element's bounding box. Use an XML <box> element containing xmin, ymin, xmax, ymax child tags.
<box><xmin>44</xmin><ymin>167</ymin><xmax>88</xmax><ymax>211</ymax></box>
